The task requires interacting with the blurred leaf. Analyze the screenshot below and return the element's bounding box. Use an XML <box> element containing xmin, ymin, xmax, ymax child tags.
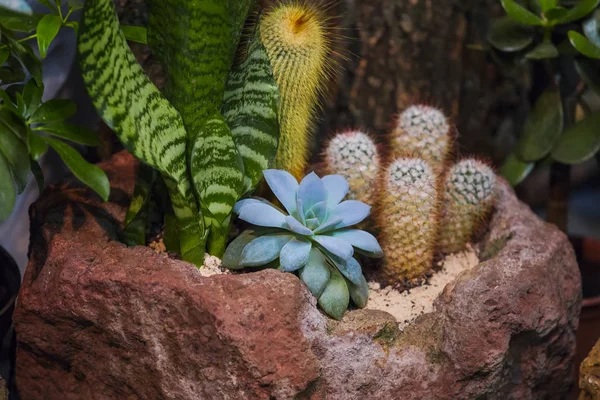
<box><xmin>29</xmin><ymin>99</ymin><xmax>76</xmax><ymax>124</ymax></box>
<box><xmin>36</xmin><ymin>121</ymin><xmax>100</xmax><ymax>146</ymax></box>
<box><xmin>551</xmin><ymin>112</ymin><xmax>600</xmax><ymax>163</ymax></box>
<box><xmin>30</xmin><ymin>158</ymin><xmax>43</xmax><ymax>193</ymax></box>
<box><xmin>488</xmin><ymin>17</ymin><xmax>535</xmax><ymax>51</ymax></box>
<box><xmin>124</xmin><ymin>164</ymin><xmax>155</xmax><ymax>226</ymax></box>
<box><xmin>27</xmin><ymin>128</ymin><xmax>47</xmax><ymax>160</ymax></box>
<box><xmin>0</xmin><ymin>48</ymin><xmax>10</xmax><ymax>65</ymax></box>
<box><xmin>0</xmin><ymin>11</ymin><xmax>42</xmax><ymax>32</ymax></box>
<box><xmin>561</xmin><ymin>0</ymin><xmax>600</xmax><ymax>23</ymax></box>
<box><xmin>0</xmin><ymin>90</ymin><xmax>16</xmax><ymax>112</ymax></box>
<box><xmin>568</xmin><ymin>30</ymin><xmax>600</xmax><ymax>59</ymax></box>
<box><xmin>36</xmin><ymin>0</ymin><xmax>57</xmax><ymax>11</ymax></box>
<box><xmin>537</xmin><ymin>0</ymin><xmax>557</xmax><ymax>11</ymax></box>
<box><xmin>64</xmin><ymin>21</ymin><xmax>78</xmax><ymax>33</ymax></box>
<box><xmin>0</xmin><ymin>111</ymin><xmax>30</xmax><ymax>192</ymax></box>
<box><xmin>575</xmin><ymin>58</ymin><xmax>600</xmax><ymax>96</ymax></box>
<box><xmin>121</xmin><ymin>25</ymin><xmax>147</xmax><ymax>44</ymax></box>
<box><xmin>44</xmin><ymin>137</ymin><xmax>110</xmax><ymax>200</ymax></box>
<box><xmin>6</xmin><ymin>36</ymin><xmax>42</xmax><ymax>84</ymax></box>
<box><xmin>500</xmin><ymin>153</ymin><xmax>535</xmax><ymax>186</ymax></box>
<box><xmin>21</xmin><ymin>79</ymin><xmax>43</xmax><ymax>118</ymax></box>
<box><xmin>67</xmin><ymin>0</ymin><xmax>83</xmax><ymax>11</ymax></box>
<box><xmin>0</xmin><ymin>56</ymin><xmax>25</xmax><ymax>84</ymax></box>
<box><xmin>583</xmin><ymin>9</ymin><xmax>600</xmax><ymax>47</ymax></box>
<box><xmin>15</xmin><ymin>92</ymin><xmax>25</xmax><ymax>115</ymax></box>
<box><xmin>544</xmin><ymin>6</ymin><xmax>568</xmax><ymax>21</ymax></box>
<box><xmin>556</xmin><ymin>37</ymin><xmax>578</xmax><ymax>54</ymax></box>
<box><xmin>0</xmin><ymin>151</ymin><xmax>16</xmax><ymax>222</ymax></box>
<box><xmin>0</xmin><ymin>0</ymin><xmax>32</xmax><ymax>14</ymax></box>
<box><xmin>516</xmin><ymin>89</ymin><xmax>564</xmax><ymax>161</ymax></box>
<box><xmin>501</xmin><ymin>0</ymin><xmax>544</xmax><ymax>26</ymax></box>
<box><xmin>36</xmin><ymin>14</ymin><xmax>62</xmax><ymax>59</ymax></box>
<box><xmin>0</xmin><ymin>106</ymin><xmax>26</xmax><ymax>140</ymax></box>
<box><xmin>526</xmin><ymin>40</ymin><xmax>559</xmax><ymax>58</ymax></box>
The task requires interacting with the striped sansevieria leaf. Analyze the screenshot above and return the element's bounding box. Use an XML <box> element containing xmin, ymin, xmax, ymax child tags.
<box><xmin>77</xmin><ymin>0</ymin><xmax>207</xmax><ymax>265</ymax></box>
<box><xmin>223</xmin><ymin>30</ymin><xmax>280</xmax><ymax>194</ymax></box>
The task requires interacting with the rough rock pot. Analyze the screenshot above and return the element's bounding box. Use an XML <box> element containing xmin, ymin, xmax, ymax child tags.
<box><xmin>13</xmin><ymin>151</ymin><xmax>581</xmax><ymax>399</ymax></box>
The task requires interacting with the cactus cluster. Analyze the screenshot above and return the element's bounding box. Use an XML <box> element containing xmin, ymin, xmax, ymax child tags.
<box><xmin>323</xmin><ymin>105</ymin><xmax>497</xmax><ymax>286</ymax></box>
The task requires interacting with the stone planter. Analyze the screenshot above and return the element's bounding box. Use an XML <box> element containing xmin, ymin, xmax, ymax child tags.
<box><xmin>14</xmin><ymin>151</ymin><xmax>581</xmax><ymax>399</ymax></box>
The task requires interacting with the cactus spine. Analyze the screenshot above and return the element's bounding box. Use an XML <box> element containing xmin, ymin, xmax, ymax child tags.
<box><xmin>439</xmin><ymin>159</ymin><xmax>496</xmax><ymax>254</ymax></box>
<box><xmin>377</xmin><ymin>157</ymin><xmax>440</xmax><ymax>283</ymax></box>
<box><xmin>260</xmin><ymin>2</ymin><xmax>332</xmax><ymax>179</ymax></box>
<box><xmin>323</xmin><ymin>131</ymin><xmax>380</xmax><ymax>205</ymax></box>
<box><xmin>391</xmin><ymin>105</ymin><xmax>454</xmax><ymax>171</ymax></box>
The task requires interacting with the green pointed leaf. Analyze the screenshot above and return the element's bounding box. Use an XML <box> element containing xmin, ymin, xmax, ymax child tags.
<box><xmin>569</xmin><ymin>31</ymin><xmax>600</xmax><ymax>59</ymax></box>
<box><xmin>551</xmin><ymin>112</ymin><xmax>600</xmax><ymax>164</ymax></box>
<box><xmin>516</xmin><ymin>89</ymin><xmax>564</xmax><ymax>161</ymax></box>
<box><xmin>30</xmin><ymin>158</ymin><xmax>43</xmax><ymax>193</ymax></box>
<box><xmin>6</xmin><ymin>37</ymin><xmax>42</xmax><ymax>84</ymax></box>
<box><xmin>0</xmin><ymin>57</ymin><xmax>25</xmax><ymax>84</ymax></box>
<box><xmin>0</xmin><ymin>90</ymin><xmax>15</xmax><ymax>111</ymax></box>
<box><xmin>561</xmin><ymin>0</ymin><xmax>600</xmax><ymax>23</ymax></box>
<box><xmin>15</xmin><ymin>93</ymin><xmax>25</xmax><ymax>116</ymax></box>
<box><xmin>28</xmin><ymin>128</ymin><xmax>48</xmax><ymax>160</ymax></box>
<box><xmin>525</xmin><ymin>40</ymin><xmax>559</xmax><ymax>59</ymax></box>
<box><xmin>0</xmin><ymin>151</ymin><xmax>16</xmax><ymax>222</ymax></box>
<box><xmin>575</xmin><ymin>58</ymin><xmax>600</xmax><ymax>96</ymax></box>
<box><xmin>44</xmin><ymin>137</ymin><xmax>110</xmax><ymax>201</ymax></box>
<box><xmin>537</xmin><ymin>0</ymin><xmax>557</xmax><ymax>12</ymax></box>
<box><xmin>500</xmin><ymin>152</ymin><xmax>535</xmax><ymax>186</ymax></box>
<box><xmin>488</xmin><ymin>17</ymin><xmax>535</xmax><ymax>52</ymax></box>
<box><xmin>0</xmin><ymin>11</ymin><xmax>41</xmax><ymax>32</ymax></box>
<box><xmin>36</xmin><ymin>0</ymin><xmax>57</xmax><ymax>11</ymax></box>
<box><xmin>36</xmin><ymin>14</ymin><xmax>62</xmax><ymax>59</ymax></box>
<box><xmin>0</xmin><ymin>48</ymin><xmax>10</xmax><ymax>65</ymax></box>
<box><xmin>318</xmin><ymin>269</ymin><xmax>350</xmax><ymax>320</ymax></box>
<box><xmin>120</xmin><ymin>25</ymin><xmax>147</xmax><ymax>44</ymax></box>
<box><xmin>223</xmin><ymin>33</ymin><xmax>280</xmax><ymax>194</ymax></box>
<box><xmin>501</xmin><ymin>0</ymin><xmax>544</xmax><ymax>26</ymax></box>
<box><xmin>67</xmin><ymin>0</ymin><xmax>83</xmax><ymax>11</ymax></box>
<box><xmin>543</xmin><ymin>6</ymin><xmax>568</xmax><ymax>21</ymax></box>
<box><xmin>0</xmin><ymin>109</ymin><xmax>30</xmax><ymax>192</ymax></box>
<box><xmin>35</xmin><ymin>121</ymin><xmax>100</xmax><ymax>146</ymax></box>
<box><xmin>0</xmin><ymin>106</ymin><xmax>26</xmax><ymax>140</ymax></box>
<box><xmin>21</xmin><ymin>79</ymin><xmax>43</xmax><ymax>118</ymax></box>
<box><xmin>583</xmin><ymin>10</ymin><xmax>600</xmax><ymax>47</ymax></box>
<box><xmin>29</xmin><ymin>99</ymin><xmax>75</xmax><ymax>124</ymax></box>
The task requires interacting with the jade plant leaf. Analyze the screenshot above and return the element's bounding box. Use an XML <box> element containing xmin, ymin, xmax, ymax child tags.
<box><xmin>501</xmin><ymin>0</ymin><xmax>544</xmax><ymax>26</ymax></box>
<box><xmin>568</xmin><ymin>31</ymin><xmax>600</xmax><ymax>59</ymax></box>
<box><xmin>543</xmin><ymin>6</ymin><xmax>568</xmax><ymax>22</ymax></box>
<box><xmin>537</xmin><ymin>0</ymin><xmax>557</xmax><ymax>12</ymax></box>
<box><xmin>500</xmin><ymin>152</ymin><xmax>535</xmax><ymax>186</ymax></box>
<box><xmin>0</xmin><ymin>150</ymin><xmax>16</xmax><ymax>222</ymax></box>
<box><xmin>488</xmin><ymin>17</ymin><xmax>535</xmax><ymax>52</ymax></box>
<box><xmin>561</xmin><ymin>0</ymin><xmax>600</xmax><ymax>23</ymax></box>
<box><xmin>551</xmin><ymin>112</ymin><xmax>600</xmax><ymax>164</ymax></box>
<box><xmin>222</xmin><ymin>32</ymin><xmax>280</xmax><ymax>194</ymax></box>
<box><xmin>516</xmin><ymin>89</ymin><xmax>564</xmax><ymax>161</ymax></box>
<box><xmin>525</xmin><ymin>40</ymin><xmax>559</xmax><ymax>59</ymax></box>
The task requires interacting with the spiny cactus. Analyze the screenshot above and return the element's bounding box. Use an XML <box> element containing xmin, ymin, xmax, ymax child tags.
<box><xmin>323</xmin><ymin>131</ymin><xmax>381</xmax><ymax>205</ymax></box>
<box><xmin>376</xmin><ymin>157</ymin><xmax>440</xmax><ymax>283</ymax></box>
<box><xmin>390</xmin><ymin>105</ymin><xmax>454</xmax><ymax>171</ymax></box>
<box><xmin>261</xmin><ymin>2</ymin><xmax>333</xmax><ymax>179</ymax></box>
<box><xmin>439</xmin><ymin>159</ymin><xmax>496</xmax><ymax>254</ymax></box>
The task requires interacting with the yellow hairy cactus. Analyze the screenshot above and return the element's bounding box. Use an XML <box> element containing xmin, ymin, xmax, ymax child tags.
<box><xmin>260</xmin><ymin>2</ymin><xmax>333</xmax><ymax>179</ymax></box>
<box><xmin>390</xmin><ymin>105</ymin><xmax>455</xmax><ymax>171</ymax></box>
<box><xmin>377</xmin><ymin>157</ymin><xmax>440</xmax><ymax>284</ymax></box>
<box><xmin>439</xmin><ymin>158</ymin><xmax>497</xmax><ymax>254</ymax></box>
<box><xmin>323</xmin><ymin>130</ymin><xmax>381</xmax><ymax>205</ymax></box>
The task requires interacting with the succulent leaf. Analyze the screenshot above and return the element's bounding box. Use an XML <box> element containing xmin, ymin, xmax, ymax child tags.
<box><xmin>285</xmin><ymin>215</ymin><xmax>313</xmax><ymax>236</ymax></box>
<box><xmin>321</xmin><ymin>174</ymin><xmax>349</xmax><ymax>207</ymax></box>
<box><xmin>298</xmin><ymin>171</ymin><xmax>327</xmax><ymax>210</ymax></box>
<box><xmin>280</xmin><ymin>237</ymin><xmax>312</xmax><ymax>271</ymax></box>
<box><xmin>347</xmin><ymin>274</ymin><xmax>369</xmax><ymax>308</ymax></box>
<box><xmin>263</xmin><ymin>169</ymin><xmax>298</xmax><ymax>215</ymax></box>
<box><xmin>318</xmin><ymin>269</ymin><xmax>350</xmax><ymax>321</ymax></box>
<box><xmin>313</xmin><ymin>235</ymin><xmax>354</xmax><ymax>261</ymax></box>
<box><xmin>329</xmin><ymin>229</ymin><xmax>383</xmax><ymax>258</ymax></box>
<box><xmin>240</xmin><ymin>234</ymin><xmax>292</xmax><ymax>267</ymax></box>
<box><xmin>299</xmin><ymin>248</ymin><xmax>330</xmax><ymax>297</ymax></box>
<box><xmin>329</xmin><ymin>200</ymin><xmax>371</xmax><ymax>230</ymax></box>
<box><xmin>238</xmin><ymin>202</ymin><xmax>287</xmax><ymax>228</ymax></box>
<box><xmin>222</xmin><ymin>231</ymin><xmax>257</xmax><ymax>270</ymax></box>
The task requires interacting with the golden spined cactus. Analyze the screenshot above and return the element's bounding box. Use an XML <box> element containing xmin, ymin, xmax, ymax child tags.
<box><xmin>390</xmin><ymin>105</ymin><xmax>454</xmax><ymax>171</ymax></box>
<box><xmin>439</xmin><ymin>158</ymin><xmax>496</xmax><ymax>254</ymax></box>
<box><xmin>260</xmin><ymin>2</ymin><xmax>333</xmax><ymax>180</ymax></box>
<box><xmin>323</xmin><ymin>130</ymin><xmax>381</xmax><ymax>205</ymax></box>
<box><xmin>377</xmin><ymin>157</ymin><xmax>440</xmax><ymax>284</ymax></box>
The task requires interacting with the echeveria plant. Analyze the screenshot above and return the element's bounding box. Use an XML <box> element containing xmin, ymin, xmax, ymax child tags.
<box><xmin>223</xmin><ymin>169</ymin><xmax>383</xmax><ymax>320</ymax></box>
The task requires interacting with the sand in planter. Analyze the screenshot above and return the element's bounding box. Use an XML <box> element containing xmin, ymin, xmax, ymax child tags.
<box><xmin>366</xmin><ymin>245</ymin><xmax>479</xmax><ymax>330</ymax></box>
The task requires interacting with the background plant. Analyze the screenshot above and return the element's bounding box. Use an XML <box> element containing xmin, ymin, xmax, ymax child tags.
<box><xmin>0</xmin><ymin>0</ymin><xmax>109</xmax><ymax>222</ymax></box>
<box><xmin>489</xmin><ymin>0</ymin><xmax>600</xmax><ymax>231</ymax></box>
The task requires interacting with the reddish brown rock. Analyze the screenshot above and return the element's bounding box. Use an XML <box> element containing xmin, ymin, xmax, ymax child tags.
<box><xmin>14</xmin><ymin>151</ymin><xmax>580</xmax><ymax>399</ymax></box>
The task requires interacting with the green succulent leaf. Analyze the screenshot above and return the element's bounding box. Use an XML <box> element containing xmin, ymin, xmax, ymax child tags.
<box><xmin>0</xmin><ymin>150</ymin><xmax>16</xmax><ymax>222</ymax></box>
<box><xmin>575</xmin><ymin>58</ymin><xmax>600</xmax><ymax>96</ymax></box>
<box><xmin>583</xmin><ymin>10</ymin><xmax>600</xmax><ymax>47</ymax></box>
<box><xmin>21</xmin><ymin>79</ymin><xmax>43</xmax><ymax>118</ymax></box>
<box><xmin>347</xmin><ymin>274</ymin><xmax>369</xmax><ymax>309</ymax></box>
<box><xmin>537</xmin><ymin>0</ymin><xmax>557</xmax><ymax>12</ymax></box>
<box><xmin>240</xmin><ymin>234</ymin><xmax>292</xmax><ymax>267</ymax></box>
<box><xmin>318</xmin><ymin>268</ymin><xmax>350</xmax><ymax>320</ymax></box>
<box><xmin>36</xmin><ymin>14</ymin><xmax>62</xmax><ymax>59</ymax></box>
<box><xmin>551</xmin><ymin>112</ymin><xmax>600</xmax><ymax>164</ymax></box>
<box><xmin>223</xmin><ymin>32</ymin><xmax>280</xmax><ymax>194</ymax></box>
<box><xmin>561</xmin><ymin>0</ymin><xmax>600</xmax><ymax>23</ymax></box>
<box><xmin>43</xmin><ymin>137</ymin><xmax>110</xmax><ymax>201</ymax></box>
<box><xmin>299</xmin><ymin>248</ymin><xmax>331</xmax><ymax>298</ymax></box>
<box><xmin>501</xmin><ymin>0</ymin><xmax>544</xmax><ymax>26</ymax></box>
<box><xmin>487</xmin><ymin>17</ymin><xmax>535</xmax><ymax>52</ymax></box>
<box><xmin>35</xmin><ymin>121</ymin><xmax>100</xmax><ymax>146</ymax></box>
<box><xmin>569</xmin><ymin>30</ymin><xmax>600</xmax><ymax>59</ymax></box>
<box><xmin>120</xmin><ymin>25</ymin><xmax>147</xmax><ymax>44</ymax></box>
<box><xmin>525</xmin><ymin>40</ymin><xmax>559</xmax><ymax>59</ymax></box>
<box><xmin>500</xmin><ymin>152</ymin><xmax>535</xmax><ymax>186</ymax></box>
<box><xmin>516</xmin><ymin>89</ymin><xmax>564</xmax><ymax>161</ymax></box>
<box><xmin>29</xmin><ymin>99</ymin><xmax>76</xmax><ymax>124</ymax></box>
<box><xmin>0</xmin><ymin>108</ymin><xmax>30</xmax><ymax>192</ymax></box>
<box><xmin>543</xmin><ymin>6</ymin><xmax>568</xmax><ymax>21</ymax></box>
<box><xmin>222</xmin><ymin>231</ymin><xmax>257</xmax><ymax>270</ymax></box>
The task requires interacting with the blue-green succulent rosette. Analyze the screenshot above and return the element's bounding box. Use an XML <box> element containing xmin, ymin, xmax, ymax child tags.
<box><xmin>223</xmin><ymin>169</ymin><xmax>383</xmax><ymax>320</ymax></box>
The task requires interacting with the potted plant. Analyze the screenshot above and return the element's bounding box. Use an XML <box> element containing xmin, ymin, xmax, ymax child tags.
<box><xmin>10</xmin><ymin>0</ymin><xmax>581</xmax><ymax>398</ymax></box>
